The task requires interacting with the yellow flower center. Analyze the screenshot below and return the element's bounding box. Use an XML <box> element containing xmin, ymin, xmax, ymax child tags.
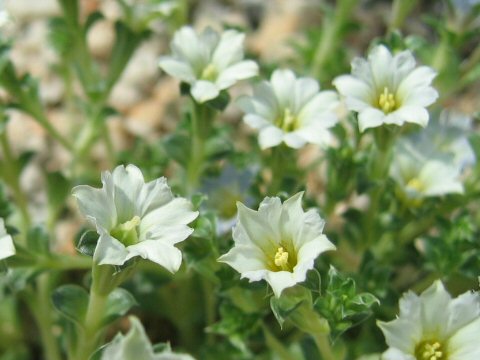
<box><xmin>406</xmin><ymin>177</ymin><xmax>425</xmax><ymax>193</ymax></box>
<box><xmin>378</xmin><ymin>87</ymin><xmax>396</xmax><ymax>113</ymax></box>
<box><xmin>274</xmin><ymin>247</ymin><xmax>291</xmax><ymax>271</ymax></box>
<box><xmin>110</xmin><ymin>215</ymin><xmax>141</xmax><ymax>247</ymax></box>
<box><xmin>415</xmin><ymin>341</ymin><xmax>446</xmax><ymax>360</ymax></box>
<box><xmin>201</xmin><ymin>63</ymin><xmax>218</xmax><ymax>81</ymax></box>
<box><xmin>275</xmin><ymin>108</ymin><xmax>298</xmax><ymax>132</ymax></box>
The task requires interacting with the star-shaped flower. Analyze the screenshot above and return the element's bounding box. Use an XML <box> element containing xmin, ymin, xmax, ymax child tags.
<box><xmin>73</xmin><ymin>165</ymin><xmax>198</xmax><ymax>273</ymax></box>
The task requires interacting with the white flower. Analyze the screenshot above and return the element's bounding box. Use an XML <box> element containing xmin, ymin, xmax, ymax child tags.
<box><xmin>218</xmin><ymin>192</ymin><xmax>336</xmax><ymax>297</ymax></box>
<box><xmin>378</xmin><ymin>280</ymin><xmax>480</xmax><ymax>360</ymax></box>
<box><xmin>102</xmin><ymin>316</ymin><xmax>195</xmax><ymax>360</ymax></box>
<box><xmin>0</xmin><ymin>218</ymin><xmax>15</xmax><ymax>260</ymax></box>
<box><xmin>158</xmin><ymin>26</ymin><xmax>258</xmax><ymax>103</ymax></box>
<box><xmin>238</xmin><ymin>69</ymin><xmax>339</xmax><ymax>149</ymax></box>
<box><xmin>333</xmin><ymin>45</ymin><xmax>438</xmax><ymax>132</ymax></box>
<box><xmin>420</xmin><ymin>110</ymin><xmax>476</xmax><ymax>169</ymax></box>
<box><xmin>390</xmin><ymin>140</ymin><xmax>464</xmax><ymax>200</ymax></box>
<box><xmin>72</xmin><ymin>165</ymin><xmax>198</xmax><ymax>273</ymax></box>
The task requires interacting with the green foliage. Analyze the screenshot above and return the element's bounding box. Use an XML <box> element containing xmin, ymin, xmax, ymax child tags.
<box><xmin>315</xmin><ymin>267</ymin><xmax>379</xmax><ymax>340</ymax></box>
<box><xmin>52</xmin><ymin>285</ymin><xmax>89</xmax><ymax>326</ymax></box>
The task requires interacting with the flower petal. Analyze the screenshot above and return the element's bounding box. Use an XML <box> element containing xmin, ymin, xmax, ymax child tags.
<box><xmin>0</xmin><ymin>219</ymin><xmax>15</xmax><ymax>260</ymax></box>
<box><xmin>358</xmin><ymin>108</ymin><xmax>387</xmax><ymax>132</ymax></box>
<box><xmin>448</xmin><ymin>317</ymin><xmax>480</xmax><ymax>360</ymax></box>
<box><xmin>191</xmin><ymin>80</ymin><xmax>220</xmax><ymax>103</ymax></box>
<box><xmin>112</xmin><ymin>164</ymin><xmax>145</xmax><ymax>223</ymax></box>
<box><xmin>258</xmin><ymin>126</ymin><xmax>284</xmax><ymax>149</ymax></box>
<box><xmin>216</xmin><ymin>60</ymin><xmax>258</xmax><ymax>89</ymax></box>
<box><xmin>158</xmin><ymin>56</ymin><xmax>196</xmax><ymax>83</ymax></box>
<box><xmin>94</xmin><ymin>231</ymin><xmax>129</xmax><ymax>266</ymax></box>
<box><xmin>126</xmin><ymin>240</ymin><xmax>184</xmax><ymax>273</ymax></box>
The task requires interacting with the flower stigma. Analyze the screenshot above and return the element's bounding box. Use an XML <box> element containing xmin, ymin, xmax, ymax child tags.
<box><xmin>201</xmin><ymin>63</ymin><xmax>218</xmax><ymax>81</ymax></box>
<box><xmin>274</xmin><ymin>247</ymin><xmax>291</xmax><ymax>271</ymax></box>
<box><xmin>415</xmin><ymin>341</ymin><xmax>445</xmax><ymax>360</ymax></box>
<box><xmin>275</xmin><ymin>108</ymin><xmax>298</xmax><ymax>132</ymax></box>
<box><xmin>110</xmin><ymin>215</ymin><xmax>141</xmax><ymax>247</ymax></box>
<box><xmin>378</xmin><ymin>87</ymin><xmax>396</xmax><ymax>113</ymax></box>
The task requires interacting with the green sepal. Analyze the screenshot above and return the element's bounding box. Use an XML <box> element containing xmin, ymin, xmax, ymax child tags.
<box><xmin>75</xmin><ymin>230</ymin><xmax>99</xmax><ymax>257</ymax></box>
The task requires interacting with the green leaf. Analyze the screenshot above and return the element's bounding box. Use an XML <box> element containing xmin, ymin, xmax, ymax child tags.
<box><xmin>163</xmin><ymin>133</ymin><xmax>191</xmax><ymax>167</ymax></box>
<box><xmin>46</xmin><ymin>171</ymin><xmax>71</xmax><ymax>222</ymax></box>
<box><xmin>52</xmin><ymin>285</ymin><xmax>89</xmax><ymax>326</ymax></box>
<box><xmin>75</xmin><ymin>230</ymin><xmax>99</xmax><ymax>257</ymax></box>
<box><xmin>205</xmin><ymin>90</ymin><xmax>230</xmax><ymax>111</ymax></box>
<box><xmin>102</xmin><ymin>288</ymin><xmax>137</xmax><ymax>326</ymax></box>
<box><xmin>26</xmin><ymin>226</ymin><xmax>50</xmax><ymax>255</ymax></box>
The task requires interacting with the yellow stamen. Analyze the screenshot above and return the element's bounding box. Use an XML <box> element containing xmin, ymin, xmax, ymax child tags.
<box><xmin>274</xmin><ymin>247</ymin><xmax>290</xmax><ymax>271</ymax></box>
<box><xmin>378</xmin><ymin>87</ymin><xmax>396</xmax><ymax>113</ymax></box>
<box><xmin>415</xmin><ymin>341</ymin><xmax>445</xmax><ymax>360</ymax></box>
<box><xmin>406</xmin><ymin>178</ymin><xmax>425</xmax><ymax>193</ymax></box>
<box><xmin>201</xmin><ymin>63</ymin><xmax>218</xmax><ymax>81</ymax></box>
<box><xmin>275</xmin><ymin>108</ymin><xmax>298</xmax><ymax>132</ymax></box>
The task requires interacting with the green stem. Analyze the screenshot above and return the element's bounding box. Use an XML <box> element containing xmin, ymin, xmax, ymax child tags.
<box><xmin>38</xmin><ymin>254</ymin><xmax>93</xmax><ymax>271</ymax></box>
<box><xmin>186</xmin><ymin>100</ymin><xmax>214</xmax><ymax>195</ymax></box>
<box><xmin>26</xmin><ymin>275</ymin><xmax>62</xmax><ymax>360</ymax></box>
<box><xmin>312</xmin><ymin>333</ymin><xmax>336</xmax><ymax>360</ymax></box>
<box><xmin>262</xmin><ymin>324</ymin><xmax>292</xmax><ymax>360</ymax></box>
<box><xmin>202</xmin><ymin>277</ymin><xmax>216</xmax><ymax>345</ymax></box>
<box><xmin>389</xmin><ymin>0</ymin><xmax>418</xmax><ymax>31</ymax></box>
<box><xmin>311</xmin><ymin>0</ymin><xmax>358</xmax><ymax>79</ymax></box>
<box><xmin>71</xmin><ymin>264</ymin><xmax>112</xmax><ymax>360</ymax></box>
<box><xmin>0</xmin><ymin>131</ymin><xmax>31</xmax><ymax>232</ymax></box>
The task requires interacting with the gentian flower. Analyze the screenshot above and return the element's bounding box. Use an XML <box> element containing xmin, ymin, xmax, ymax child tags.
<box><xmin>378</xmin><ymin>281</ymin><xmax>480</xmax><ymax>360</ymax></box>
<box><xmin>218</xmin><ymin>192</ymin><xmax>335</xmax><ymax>297</ymax></box>
<box><xmin>158</xmin><ymin>26</ymin><xmax>258</xmax><ymax>103</ymax></box>
<box><xmin>333</xmin><ymin>45</ymin><xmax>438</xmax><ymax>132</ymax></box>
<box><xmin>73</xmin><ymin>165</ymin><xmax>198</xmax><ymax>273</ymax></box>
<box><xmin>238</xmin><ymin>69</ymin><xmax>339</xmax><ymax>149</ymax></box>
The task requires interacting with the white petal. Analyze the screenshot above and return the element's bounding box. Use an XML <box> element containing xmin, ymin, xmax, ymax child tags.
<box><xmin>216</xmin><ymin>60</ymin><xmax>258</xmax><ymax>89</ymax></box>
<box><xmin>420</xmin><ymin>161</ymin><xmax>464</xmax><ymax>196</ymax></box>
<box><xmin>292</xmin><ymin>77</ymin><xmax>319</xmax><ymax>113</ymax></box>
<box><xmin>401</xmin><ymin>87</ymin><xmax>438</xmax><ymax>108</ymax></box>
<box><xmin>158</xmin><ymin>57</ymin><xmax>196</xmax><ymax>83</ymax></box>
<box><xmin>143</xmin><ymin>224</ymin><xmax>194</xmax><ymax>245</ymax></box>
<box><xmin>382</xmin><ymin>347</ymin><xmax>415</xmax><ymax>360</ymax></box>
<box><xmin>137</xmin><ymin>177</ymin><xmax>173</xmax><ymax>217</ymax></box>
<box><xmin>235</xmin><ymin>202</ymin><xmax>278</xmax><ymax>254</ymax></box>
<box><xmin>212</xmin><ymin>30</ymin><xmax>245</xmax><ymax>70</ymax></box>
<box><xmin>94</xmin><ymin>231</ymin><xmax>129</xmax><ymax>266</ymax></box>
<box><xmin>140</xmin><ymin>198</ymin><xmax>198</xmax><ymax>238</ymax></box>
<box><xmin>446</xmin><ymin>290</ymin><xmax>480</xmax><ymax>336</ymax></box>
<box><xmin>243</xmin><ymin>114</ymin><xmax>271</xmax><ymax>129</ymax></box>
<box><xmin>298</xmin><ymin>91</ymin><xmax>339</xmax><ymax>125</ymax></box>
<box><xmin>190</xmin><ymin>80</ymin><xmax>220</xmax><ymax>103</ymax></box>
<box><xmin>368</xmin><ymin>45</ymin><xmax>394</xmax><ymax>89</ymax></box>
<box><xmin>396</xmin><ymin>66</ymin><xmax>437</xmax><ymax>101</ymax></box>
<box><xmin>270</xmin><ymin>69</ymin><xmax>296</xmax><ymax>109</ymax></box>
<box><xmin>258</xmin><ymin>126</ymin><xmax>284</xmax><ymax>149</ymax></box>
<box><xmin>283</xmin><ymin>132</ymin><xmax>307</xmax><ymax>149</ymax></box>
<box><xmin>448</xmin><ymin>317</ymin><xmax>480</xmax><ymax>360</ymax></box>
<box><xmin>358</xmin><ymin>108</ymin><xmax>387</xmax><ymax>132</ymax></box>
<box><xmin>112</xmin><ymin>164</ymin><xmax>145</xmax><ymax>223</ymax></box>
<box><xmin>0</xmin><ymin>219</ymin><xmax>15</xmax><ymax>260</ymax></box>
<box><xmin>377</xmin><ymin>318</ymin><xmax>420</xmax><ymax>353</ymax></box>
<box><xmin>171</xmin><ymin>26</ymin><xmax>209</xmax><ymax>71</ymax></box>
<box><xmin>392</xmin><ymin>50</ymin><xmax>416</xmax><ymax>88</ymax></box>
<box><xmin>126</xmin><ymin>240</ymin><xmax>183</xmax><ymax>273</ymax></box>
<box><xmin>266</xmin><ymin>271</ymin><xmax>299</xmax><ymax>297</ymax></box>
<box><xmin>72</xmin><ymin>181</ymin><xmax>116</xmax><ymax>230</ymax></box>
<box><xmin>333</xmin><ymin>75</ymin><xmax>374</xmax><ymax>111</ymax></box>
<box><xmin>419</xmin><ymin>281</ymin><xmax>452</xmax><ymax>337</ymax></box>
<box><xmin>218</xmin><ymin>245</ymin><xmax>268</xmax><ymax>273</ymax></box>
<box><xmin>392</xmin><ymin>106</ymin><xmax>429</xmax><ymax>127</ymax></box>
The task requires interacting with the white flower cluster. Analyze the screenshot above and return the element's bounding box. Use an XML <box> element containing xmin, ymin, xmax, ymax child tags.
<box><xmin>378</xmin><ymin>281</ymin><xmax>480</xmax><ymax>360</ymax></box>
<box><xmin>73</xmin><ymin>164</ymin><xmax>198</xmax><ymax>273</ymax></box>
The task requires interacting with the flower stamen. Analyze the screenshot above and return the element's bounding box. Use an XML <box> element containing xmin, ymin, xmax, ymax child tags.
<box><xmin>416</xmin><ymin>341</ymin><xmax>445</xmax><ymax>360</ymax></box>
<box><xmin>110</xmin><ymin>215</ymin><xmax>141</xmax><ymax>247</ymax></box>
<box><xmin>274</xmin><ymin>247</ymin><xmax>291</xmax><ymax>271</ymax></box>
<box><xmin>378</xmin><ymin>87</ymin><xmax>396</xmax><ymax>113</ymax></box>
<box><xmin>406</xmin><ymin>178</ymin><xmax>425</xmax><ymax>193</ymax></box>
<box><xmin>201</xmin><ymin>63</ymin><xmax>218</xmax><ymax>81</ymax></box>
<box><xmin>275</xmin><ymin>108</ymin><xmax>298</xmax><ymax>132</ymax></box>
